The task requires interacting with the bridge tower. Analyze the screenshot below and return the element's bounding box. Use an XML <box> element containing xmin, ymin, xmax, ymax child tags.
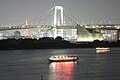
<box><xmin>54</xmin><ymin>6</ymin><xmax>64</xmax><ymax>26</ymax></box>
<box><xmin>53</xmin><ymin>6</ymin><xmax>64</xmax><ymax>38</ymax></box>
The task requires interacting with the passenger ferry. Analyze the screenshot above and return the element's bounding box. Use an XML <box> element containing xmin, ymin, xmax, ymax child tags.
<box><xmin>49</xmin><ymin>55</ymin><xmax>79</xmax><ymax>62</ymax></box>
<box><xmin>96</xmin><ymin>47</ymin><xmax>110</xmax><ymax>53</ymax></box>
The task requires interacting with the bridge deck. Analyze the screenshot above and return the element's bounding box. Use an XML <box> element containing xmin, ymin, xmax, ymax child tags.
<box><xmin>0</xmin><ymin>24</ymin><xmax>120</xmax><ymax>31</ymax></box>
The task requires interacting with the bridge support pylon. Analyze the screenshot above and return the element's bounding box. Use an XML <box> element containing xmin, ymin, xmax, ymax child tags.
<box><xmin>117</xmin><ymin>30</ymin><xmax>120</xmax><ymax>41</ymax></box>
<box><xmin>54</xmin><ymin>6</ymin><xmax>64</xmax><ymax>26</ymax></box>
<box><xmin>53</xmin><ymin>6</ymin><xmax>64</xmax><ymax>38</ymax></box>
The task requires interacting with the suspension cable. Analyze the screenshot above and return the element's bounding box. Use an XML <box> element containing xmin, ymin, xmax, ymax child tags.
<box><xmin>21</xmin><ymin>6</ymin><xmax>55</xmax><ymax>26</ymax></box>
<box><xmin>63</xmin><ymin>9</ymin><xmax>80</xmax><ymax>25</ymax></box>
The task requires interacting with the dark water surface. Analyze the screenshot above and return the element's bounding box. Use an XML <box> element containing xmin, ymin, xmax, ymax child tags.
<box><xmin>0</xmin><ymin>48</ymin><xmax>120</xmax><ymax>80</ymax></box>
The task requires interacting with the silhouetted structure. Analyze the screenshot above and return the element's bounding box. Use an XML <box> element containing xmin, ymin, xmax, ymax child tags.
<box><xmin>0</xmin><ymin>37</ymin><xmax>119</xmax><ymax>50</ymax></box>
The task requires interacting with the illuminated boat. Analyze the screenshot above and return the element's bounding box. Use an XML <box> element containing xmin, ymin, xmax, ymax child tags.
<box><xmin>96</xmin><ymin>47</ymin><xmax>110</xmax><ymax>53</ymax></box>
<box><xmin>49</xmin><ymin>55</ymin><xmax>79</xmax><ymax>62</ymax></box>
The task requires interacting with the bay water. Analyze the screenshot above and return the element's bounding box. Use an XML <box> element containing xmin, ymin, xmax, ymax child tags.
<box><xmin>0</xmin><ymin>48</ymin><xmax>120</xmax><ymax>80</ymax></box>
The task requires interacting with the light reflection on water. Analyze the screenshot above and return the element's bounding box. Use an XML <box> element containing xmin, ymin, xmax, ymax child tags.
<box><xmin>49</xmin><ymin>62</ymin><xmax>76</xmax><ymax>80</ymax></box>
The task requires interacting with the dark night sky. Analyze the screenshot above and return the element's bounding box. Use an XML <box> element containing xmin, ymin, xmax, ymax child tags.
<box><xmin>0</xmin><ymin>0</ymin><xmax>120</xmax><ymax>25</ymax></box>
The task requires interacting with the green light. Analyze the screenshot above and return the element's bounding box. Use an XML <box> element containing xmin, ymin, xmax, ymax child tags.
<box><xmin>93</xmin><ymin>33</ymin><xmax>104</xmax><ymax>41</ymax></box>
<box><xmin>77</xmin><ymin>33</ymin><xmax>103</xmax><ymax>42</ymax></box>
<box><xmin>77</xmin><ymin>36</ymin><xmax>94</xmax><ymax>42</ymax></box>
<box><xmin>76</xmin><ymin>25</ymin><xmax>103</xmax><ymax>42</ymax></box>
